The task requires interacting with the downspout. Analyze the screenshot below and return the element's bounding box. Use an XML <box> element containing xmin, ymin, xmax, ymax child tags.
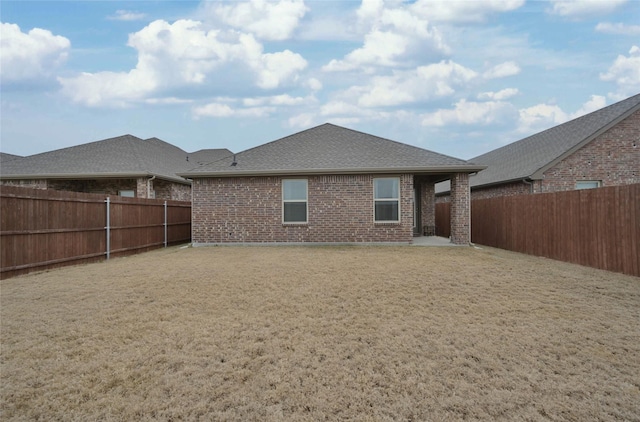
<box><xmin>522</xmin><ymin>178</ymin><xmax>533</xmax><ymax>194</ymax></box>
<box><xmin>147</xmin><ymin>175</ymin><xmax>156</xmax><ymax>199</ymax></box>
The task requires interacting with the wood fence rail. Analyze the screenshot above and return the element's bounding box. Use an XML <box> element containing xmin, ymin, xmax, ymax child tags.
<box><xmin>0</xmin><ymin>185</ymin><xmax>191</xmax><ymax>279</ymax></box>
<box><xmin>436</xmin><ymin>184</ymin><xmax>639</xmax><ymax>277</ymax></box>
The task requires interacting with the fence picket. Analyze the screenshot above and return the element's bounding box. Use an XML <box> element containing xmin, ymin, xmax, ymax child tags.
<box><xmin>437</xmin><ymin>184</ymin><xmax>639</xmax><ymax>277</ymax></box>
<box><xmin>0</xmin><ymin>186</ymin><xmax>191</xmax><ymax>279</ymax></box>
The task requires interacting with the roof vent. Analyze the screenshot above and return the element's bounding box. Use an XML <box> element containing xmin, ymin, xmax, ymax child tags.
<box><xmin>231</xmin><ymin>155</ymin><xmax>237</xmax><ymax>167</ymax></box>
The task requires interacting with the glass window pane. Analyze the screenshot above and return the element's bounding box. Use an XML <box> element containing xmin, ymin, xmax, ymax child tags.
<box><xmin>374</xmin><ymin>178</ymin><xmax>399</xmax><ymax>199</ymax></box>
<box><xmin>576</xmin><ymin>181</ymin><xmax>600</xmax><ymax>190</ymax></box>
<box><xmin>375</xmin><ymin>201</ymin><xmax>398</xmax><ymax>221</ymax></box>
<box><xmin>284</xmin><ymin>202</ymin><xmax>307</xmax><ymax>222</ymax></box>
<box><xmin>283</xmin><ymin>180</ymin><xmax>307</xmax><ymax>200</ymax></box>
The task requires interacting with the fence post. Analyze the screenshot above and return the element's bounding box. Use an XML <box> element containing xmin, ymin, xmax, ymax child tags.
<box><xmin>164</xmin><ymin>201</ymin><xmax>168</xmax><ymax>248</ymax></box>
<box><xmin>105</xmin><ymin>197</ymin><xmax>110</xmax><ymax>259</ymax></box>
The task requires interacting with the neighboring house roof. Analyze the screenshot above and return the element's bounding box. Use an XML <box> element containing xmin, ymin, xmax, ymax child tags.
<box><xmin>472</xmin><ymin>93</ymin><xmax>640</xmax><ymax>189</ymax></box>
<box><xmin>188</xmin><ymin>149</ymin><xmax>235</xmax><ymax>165</ymax></box>
<box><xmin>180</xmin><ymin>123</ymin><xmax>485</xmax><ymax>178</ymax></box>
<box><xmin>0</xmin><ymin>152</ymin><xmax>23</xmax><ymax>163</ymax></box>
<box><xmin>0</xmin><ymin>135</ymin><xmax>232</xmax><ymax>184</ymax></box>
<box><xmin>436</xmin><ymin>93</ymin><xmax>640</xmax><ymax>194</ymax></box>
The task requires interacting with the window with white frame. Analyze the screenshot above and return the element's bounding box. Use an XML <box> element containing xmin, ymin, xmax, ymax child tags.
<box><xmin>374</xmin><ymin>177</ymin><xmax>400</xmax><ymax>222</ymax></box>
<box><xmin>119</xmin><ymin>190</ymin><xmax>135</xmax><ymax>197</ymax></box>
<box><xmin>282</xmin><ymin>179</ymin><xmax>308</xmax><ymax>223</ymax></box>
<box><xmin>576</xmin><ymin>181</ymin><xmax>601</xmax><ymax>190</ymax></box>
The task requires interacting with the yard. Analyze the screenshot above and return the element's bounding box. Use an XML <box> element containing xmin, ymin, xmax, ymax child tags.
<box><xmin>1</xmin><ymin>245</ymin><xmax>639</xmax><ymax>421</ymax></box>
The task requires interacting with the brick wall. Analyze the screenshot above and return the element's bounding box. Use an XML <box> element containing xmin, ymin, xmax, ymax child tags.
<box><xmin>2</xmin><ymin>177</ymin><xmax>192</xmax><ymax>200</ymax></box>
<box><xmin>540</xmin><ymin>109</ymin><xmax>640</xmax><ymax>191</ymax></box>
<box><xmin>470</xmin><ymin>181</ymin><xmax>534</xmax><ymax>200</ymax></box>
<box><xmin>48</xmin><ymin>179</ymin><xmax>136</xmax><ymax>195</ymax></box>
<box><xmin>154</xmin><ymin>179</ymin><xmax>191</xmax><ymax>201</ymax></box>
<box><xmin>0</xmin><ymin>179</ymin><xmax>48</xmax><ymax>190</ymax></box>
<box><xmin>191</xmin><ymin>174</ymin><xmax>414</xmax><ymax>244</ymax></box>
<box><xmin>450</xmin><ymin>173</ymin><xmax>470</xmax><ymax>245</ymax></box>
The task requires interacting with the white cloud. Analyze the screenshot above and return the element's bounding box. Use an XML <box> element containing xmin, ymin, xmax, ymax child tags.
<box><xmin>548</xmin><ymin>0</ymin><xmax>628</xmax><ymax>18</ymax></box>
<box><xmin>323</xmin><ymin>2</ymin><xmax>449</xmax><ymax>72</ymax></box>
<box><xmin>516</xmin><ymin>95</ymin><xmax>606</xmax><ymax>134</ymax></box>
<box><xmin>349</xmin><ymin>60</ymin><xmax>478</xmax><ymax>108</ymax></box>
<box><xmin>478</xmin><ymin>88</ymin><xmax>519</xmax><ymax>101</ymax></box>
<box><xmin>421</xmin><ymin>99</ymin><xmax>516</xmax><ymax>127</ymax></box>
<box><xmin>58</xmin><ymin>19</ymin><xmax>308</xmax><ymax>107</ymax></box>
<box><xmin>483</xmin><ymin>61</ymin><xmax>521</xmax><ymax>79</ymax></box>
<box><xmin>59</xmin><ymin>70</ymin><xmax>158</xmax><ymax>107</ymax></box>
<box><xmin>569</xmin><ymin>95</ymin><xmax>607</xmax><ymax>119</ymax></box>
<box><xmin>596</xmin><ymin>22</ymin><xmax>640</xmax><ymax>35</ymax></box>
<box><xmin>256</xmin><ymin>50</ymin><xmax>307</xmax><ymax>89</ymax></box>
<box><xmin>305</xmin><ymin>77</ymin><xmax>322</xmax><ymax>91</ymax></box>
<box><xmin>192</xmin><ymin>102</ymin><xmax>274</xmax><ymax>119</ymax></box>
<box><xmin>242</xmin><ymin>94</ymin><xmax>311</xmax><ymax>107</ymax></box>
<box><xmin>411</xmin><ymin>0</ymin><xmax>525</xmax><ymax>23</ymax></box>
<box><xmin>320</xmin><ymin>101</ymin><xmax>373</xmax><ymax>117</ymax></box>
<box><xmin>517</xmin><ymin>103</ymin><xmax>569</xmax><ymax>133</ymax></box>
<box><xmin>600</xmin><ymin>45</ymin><xmax>640</xmax><ymax>100</ymax></box>
<box><xmin>107</xmin><ymin>10</ymin><xmax>147</xmax><ymax>21</ymax></box>
<box><xmin>144</xmin><ymin>97</ymin><xmax>193</xmax><ymax>105</ymax></box>
<box><xmin>206</xmin><ymin>0</ymin><xmax>307</xmax><ymax>41</ymax></box>
<box><xmin>0</xmin><ymin>22</ymin><xmax>70</xmax><ymax>84</ymax></box>
<box><xmin>288</xmin><ymin>112</ymin><xmax>317</xmax><ymax>128</ymax></box>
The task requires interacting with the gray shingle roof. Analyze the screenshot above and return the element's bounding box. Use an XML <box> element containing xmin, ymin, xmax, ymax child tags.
<box><xmin>0</xmin><ymin>153</ymin><xmax>23</xmax><ymax>163</ymax></box>
<box><xmin>180</xmin><ymin>123</ymin><xmax>484</xmax><ymax>177</ymax></box>
<box><xmin>0</xmin><ymin>135</ymin><xmax>232</xmax><ymax>183</ymax></box>
<box><xmin>470</xmin><ymin>93</ymin><xmax>640</xmax><ymax>188</ymax></box>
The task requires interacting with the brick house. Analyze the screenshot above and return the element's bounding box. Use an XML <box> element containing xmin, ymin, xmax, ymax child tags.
<box><xmin>180</xmin><ymin>124</ymin><xmax>485</xmax><ymax>245</ymax></box>
<box><xmin>437</xmin><ymin>93</ymin><xmax>640</xmax><ymax>200</ymax></box>
<box><xmin>0</xmin><ymin>135</ymin><xmax>232</xmax><ymax>201</ymax></box>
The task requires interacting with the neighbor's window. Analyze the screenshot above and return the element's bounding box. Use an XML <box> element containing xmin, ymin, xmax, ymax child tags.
<box><xmin>576</xmin><ymin>181</ymin><xmax>601</xmax><ymax>190</ymax></box>
<box><xmin>283</xmin><ymin>179</ymin><xmax>308</xmax><ymax>223</ymax></box>
<box><xmin>374</xmin><ymin>177</ymin><xmax>400</xmax><ymax>222</ymax></box>
<box><xmin>119</xmin><ymin>190</ymin><xmax>135</xmax><ymax>197</ymax></box>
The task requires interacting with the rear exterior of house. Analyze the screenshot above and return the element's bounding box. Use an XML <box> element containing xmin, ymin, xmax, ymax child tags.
<box><xmin>184</xmin><ymin>124</ymin><xmax>481</xmax><ymax>245</ymax></box>
<box><xmin>192</xmin><ymin>174</ymin><xmax>413</xmax><ymax>243</ymax></box>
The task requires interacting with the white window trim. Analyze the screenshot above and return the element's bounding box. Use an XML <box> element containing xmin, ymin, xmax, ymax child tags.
<box><xmin>575</xmin><ymin>180</ymin><xmax>602</xmax><ymax>190</ymax></box>
<box><xmin>282</xmin><ymin>179</ymin><xmax>308</xmax><ymax>224</ymax></box>
<box><xmin>373</xmin><ymin>177</ymin><xmax>401</xmax><ymax>223</ymax></box>
<box><xmin>119</xmin><ymin>190</ymin><xmax>135</xmax><ymax>197</ymax></box>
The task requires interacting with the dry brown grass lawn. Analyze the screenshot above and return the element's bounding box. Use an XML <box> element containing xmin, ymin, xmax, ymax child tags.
<box><xmin>1</xmin><ymin>245</ymin><xmax>639</xmax><ymax>421</ymax></box>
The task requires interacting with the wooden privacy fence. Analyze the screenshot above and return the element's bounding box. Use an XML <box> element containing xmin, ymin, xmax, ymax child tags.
<box><xmin>1</xmin><ymin>185</ymin><xmax>191</xmax><ymax>279</ymax></box>
<box><xmin>436</xmin><ymin>184</ymin><xmax>639</xmax><ymax>277</ymax></box>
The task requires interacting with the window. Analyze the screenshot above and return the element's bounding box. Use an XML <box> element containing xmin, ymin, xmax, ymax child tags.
<box><xmin>119</xmin><ymin>190</ymin><xmax>135</xmax><ymax>197</ymax></box>
<box><xmin>283</xmin><ymin>179</ymin><xmax>307</xmax><ymax>223</ymax></box>
<box><xmin>374</xmin><ymin>178</ymin><xmax>400</xmax><ymax>222</ymax></box>
<box><xmin>576</xmin><ymin>181</ymin><xmax>601</xmax><ymax>190</ymax></box>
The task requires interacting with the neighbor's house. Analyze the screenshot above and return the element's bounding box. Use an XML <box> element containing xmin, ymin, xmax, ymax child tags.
<box><xmin>179</xmin><ymin>124</ymin><xmax>485</xmax><ymax>245</ymax></box>
<box><xmin>0</xmin><ymin>135</ymin><xmax>232</xmax><ymax>201</ymax></box>
<box><xmin>437</xmin><ymin>93</ymin><xmax>640</xmax><ymax>200</ymax></box>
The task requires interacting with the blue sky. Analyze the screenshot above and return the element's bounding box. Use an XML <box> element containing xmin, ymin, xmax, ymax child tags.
<box><xmin>1</xmin><ymin>0</ymin><xmax>639</xmax><ymax>160</ymax></box>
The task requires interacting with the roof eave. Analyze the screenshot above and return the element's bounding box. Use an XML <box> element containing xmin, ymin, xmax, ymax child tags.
<box><xmin>179</xmin><ymin>165</ymin><xmax>487</xmax><ymax>178</ymax></box>
<box><xmin>0</xmin><ymin>172</ymin><xmax>191</xmax><ymax>185</ymax></box>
